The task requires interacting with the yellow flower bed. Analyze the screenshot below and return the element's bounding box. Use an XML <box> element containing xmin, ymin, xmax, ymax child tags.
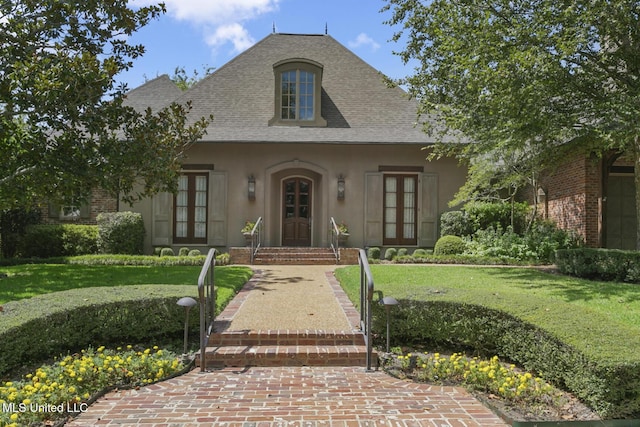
<box><xmin>0</xmin><ymin>345</ymin><xmax>185</xmax><ymax>426</ymax></box>
<box><xmin>391</xmin><ymin>351</ymin><xmax>556</xmax><ymax>405</ymax></box>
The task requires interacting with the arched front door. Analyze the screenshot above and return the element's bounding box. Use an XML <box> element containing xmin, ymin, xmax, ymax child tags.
<box><xmin>282</xmin><ymin>177</ymin><xmax>312</xmax><ymax>246</ymax></box>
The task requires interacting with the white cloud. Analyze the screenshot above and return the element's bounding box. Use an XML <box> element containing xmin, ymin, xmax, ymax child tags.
<box><xmin>206</xmin><ymin>23</ymin><xmax>255</xmax><ymax>52</ymax></box>
<box><xmin>129</xmin><ymin>0</ymin><xmax>279</xmax><ymax>53</ymax></box>
<box><xmin>155</xmin><ymin>0</ymin><xmax>278</xmax><ymax>25</ymax></box>
<box><xmin>348</xmin><ymin>33</ymin><xmax>381</xmax><ymax>51</ymax></box>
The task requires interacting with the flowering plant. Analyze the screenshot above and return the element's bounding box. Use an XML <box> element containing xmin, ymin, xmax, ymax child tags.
<box><xmin>0</xmin><ymin>345</ymin><xmax>184</xmax><ymax>427</ymax></box>
<box><xmin>241</xmin><ymin>220</ymin><xmax>255</xmax><ymax>234</ymax></box>
<box><xmin>337</xmin><ymin>221</ymin><xmax>349</xmax><ymax>234</ymax></box>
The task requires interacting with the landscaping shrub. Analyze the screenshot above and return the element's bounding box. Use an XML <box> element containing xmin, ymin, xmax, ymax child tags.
<box><xmin>373</xmin><ymin>299</ymin><xmax>639</xmax><ymax>418</ymax></box>
<box><xmin>440</xmin><ymin>210</ymin><xmax>472</xmax><ymax>237</ymax></box>
<box><xmin>367</xmin><ymin>247</ymin><xmax>381</xmax><ymax>260</ymax></box>
<box><xmin>0</xmin><ymin>207</ymin><xmax>41</xmax><ymax>258</ymax></box>
<box><xmin>179</xmin><ymin>247</ymin><xmax>190</xmax><ymax>256</ymax></box>
<box><xmin>19</xmin><ymin>224</ymin><xmax>98</xmax><ymax>258</ymax></box>
<box><xmin>464</xmin><ymin>201</ymin><xmax>529</xmax><ymax>234</ymax></box>
<box><xmin>434</xmin><ymin>235</ymin><xmax>466</xmax><ymax>255</ymax></box>
<box><xmin>160</xmin><ymin>247</ymin><xmax>175</xmax><ymax>257</ymax></box>
<box><xmin>464</xmin><ymin>223</ymin><xmax>581</xmax><ymax>264</ymax></box>
<box><xmin>412</xmin><ymin>249</ymin><xmax>428</xmax><ymax>257</ymax></box>
<box><xmin>384</xmin><ymin>247</ymin><xmax>397</xmax><ymax>261</ymax></box>
<box><xmin>556</xmin><ymin>248</ymin><xmax>640</xmax><ymax>283</ymax></box>
<box><xmin>65</xmin><ymin>254</ymin><xmax>206</xmax><ymax>266</ymax></box>
<box><xmin>0</xmin><ymin>285</ymin><xmax>198</xmax><ymax>377</ymax></box>
<box><xmin>97</xmin><ymin>212</ymin><xmax>145</xmax><ymax>255</ymax></box>
<box><xmin>188</xmin><ymin>249</ymin><xmax>201</xmax><ymax>257</ymax></box>
<box><xmin>397</xmin><ymin>248</ymin><xmax>408</xmax><ymax>257</ymax></box>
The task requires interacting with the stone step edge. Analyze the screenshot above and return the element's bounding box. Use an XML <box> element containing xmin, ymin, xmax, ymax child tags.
<box><xmin>209</xmin><ymin>331</ymin><xmax>365</xmax><ymax>346</ymax></box>
<box><xmin>252</xmin><ymin>260</ymin><xmax>337</xmax><ymax>265</ymax></box>
<box><xmin>197</xmin><ymin>345</ymin><xmax>376</xmax><ymax>367</ymax></box>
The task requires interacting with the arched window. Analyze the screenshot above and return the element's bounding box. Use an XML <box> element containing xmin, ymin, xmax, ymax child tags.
<box><xmin>269</xmin><ymin>59</ymin><xmax>327</xmax><ymax>127</ymax></box>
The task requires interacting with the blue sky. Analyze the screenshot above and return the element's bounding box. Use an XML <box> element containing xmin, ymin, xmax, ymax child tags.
<box><xmin>121</xmin><ymin>0</ymin><xmax>413</xmax><ymax>89</ymax></box>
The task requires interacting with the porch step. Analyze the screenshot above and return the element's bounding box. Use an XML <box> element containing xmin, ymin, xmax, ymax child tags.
<box><xmin>196</xmin><ymin>330</ymin><xmax>376</xmax><ymax>368</ymax></box>
<box><xmin>253</xmin><ymin>247</ymin><xmax>337</xmax><ymax>265</ymax></box>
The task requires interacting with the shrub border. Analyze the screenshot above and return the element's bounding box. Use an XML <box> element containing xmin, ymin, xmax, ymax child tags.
<box><xmin>0</xmin><ymin>285</ymin><xmax>199</xmax><ymax>377</ymax></box>
<box><xmin>373</xmin><ymin>300</ymin><xmax>640</xmax><ymax>419</ymax></box>
<box><xmin>556</xmin><ymin>248</ymin><xmax>640</xmax><ymax>283</ymax></box>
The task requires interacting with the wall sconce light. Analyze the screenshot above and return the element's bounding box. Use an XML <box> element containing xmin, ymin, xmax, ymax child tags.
<box><xmin>337</xmin><ymin>174</ymin><xmax>345</xmax><ymax>200</ymax></box>
<box><xmin>248</xmin><ymin>175</ymin><xmax>256</xmax><ymax>201</ymax></box>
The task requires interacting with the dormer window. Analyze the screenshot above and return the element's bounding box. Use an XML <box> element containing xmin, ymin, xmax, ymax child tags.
<box><xmin>269</xmin><ymin>59</ymin><xmax>327</xmax><ymax>127</ymax></box>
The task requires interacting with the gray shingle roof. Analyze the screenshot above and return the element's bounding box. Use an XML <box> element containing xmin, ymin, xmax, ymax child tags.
<box><xmin>123</xmin><ymin>75</ymin><xmax>183</xmax><ymax>113</ymax></box>
<box><xmin>128</xmin><ymin>34</ymin><xmax>436</xmax><ymax>144</ymax></box>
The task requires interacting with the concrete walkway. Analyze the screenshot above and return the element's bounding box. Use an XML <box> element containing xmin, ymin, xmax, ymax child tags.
<box><xmin>66</xmin><ymin>266</ymin><xmax>508</xmax><ymax>427</ymax></box>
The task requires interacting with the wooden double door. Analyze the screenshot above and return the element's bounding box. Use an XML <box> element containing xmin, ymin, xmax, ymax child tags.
<box><xmin>282</xmin><ymin>178</ymin><xmax>312</xmax><ymax>246</ymax></box>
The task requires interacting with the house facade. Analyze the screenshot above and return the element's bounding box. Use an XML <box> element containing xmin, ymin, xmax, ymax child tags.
<box><xmin>122</xmin><ymin>33</ymin><xmax>467</xmax><ymax>254</ymax></box>
<box><xmin>50</xmin><ymin>33</ymin><xmax>636</xmax><ymax>254</ymax></box>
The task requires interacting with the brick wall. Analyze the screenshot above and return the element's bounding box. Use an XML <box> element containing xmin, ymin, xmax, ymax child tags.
<box><xmin>541</xmin><ymin>153</ymin><xmax>602</xmax><ymax>247</ymax></box>
<box><xmin>41</xmin><ymin>188</ymin><xmax>118</xmax><ymax>225</ymax></box>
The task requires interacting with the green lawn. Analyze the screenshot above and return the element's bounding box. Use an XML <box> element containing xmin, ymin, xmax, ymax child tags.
<box><xmin>0</xmin><ymin>264</ymin><xmax>253</xmax><ymax>305</ymax></box>
<box><xmin>335</xmin><ymin>265</ymin><xmax>640</xmax><ymax>363</ymax></box>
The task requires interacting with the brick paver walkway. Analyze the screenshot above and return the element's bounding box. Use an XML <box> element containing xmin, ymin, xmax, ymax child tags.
<box><xmin>66</xmin><ymin>266</ymin><xmax>508</xmax><ymax>427</ymax></box>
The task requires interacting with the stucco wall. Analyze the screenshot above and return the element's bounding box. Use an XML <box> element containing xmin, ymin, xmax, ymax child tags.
<box><xmin>125</xmin><ymin>142</ymin><xmax>467</xmax><ymax>254</ymax></box>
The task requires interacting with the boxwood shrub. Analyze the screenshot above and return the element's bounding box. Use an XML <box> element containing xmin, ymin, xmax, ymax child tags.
<box><xmin>372</xmin><ymin>299</ymin><xmax>639</xmax><ymax>418</ymax></box>
<box><xmin>0</xmin><ymin>285</ymin><xmax>198</xmax><ymax>377</ymax></box>
<box><xmin>556</xmin><ymin>248</ymin><xmax>640</xmax><ymax>283</ymax></box>
<box><xmin>384</xmin><ymin>247</ymin><xmax>397</xmax><ymax>261</ymax></box>
<box><xmin>367</xmin><ymin>247</ymin><xmax>381</xmax><ymax>261</ymax></box>
<box><xmin>433</xmin><ymin>235</ymin><xmax>466</xmax><ymax>255</ymax></box>
<box><xmin>18</xmin><ymin>224</ymin><xmax>98</xmax><ymax>258</ymax></box>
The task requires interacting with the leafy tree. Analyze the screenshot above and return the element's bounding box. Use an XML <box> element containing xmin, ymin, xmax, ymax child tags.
<box><xmin>171</xmin><ymin>66</ymin><xmax>215</xmax><ymax>90</ymax></box>
<box><xmin>0</xmin><ymin>0</ymin><xmax>211</xmax><ymax>209</ymax></box>
<box><xmin>384</xmin><ymin>0</ymin><xmax>640</xmax><ymax>246</ymax></box>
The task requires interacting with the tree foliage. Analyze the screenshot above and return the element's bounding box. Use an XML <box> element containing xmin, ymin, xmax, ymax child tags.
<box><xmin>384</xmin><ymin>0</ymin><xmax>640</xmax><ymax>242</ymax></box>
<box><xmin>170</xmin><ymin>66</ymin><xmax>215</xmax><ymax>90</ymax></box>
<box><xmin>0</xmin><ymin>0</ymin><xmax>211</xmax><ymax>209</ymax></box>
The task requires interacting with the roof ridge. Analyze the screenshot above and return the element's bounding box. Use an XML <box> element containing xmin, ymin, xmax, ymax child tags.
<box><xmin>124</xmin><ymin>74</ymin><xmax>175</xmax><ymax>95</ymax></box>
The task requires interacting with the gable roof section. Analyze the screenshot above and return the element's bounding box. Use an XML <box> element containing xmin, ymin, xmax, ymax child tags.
<box><xmin>176</xmin><ymin>33</ymin><xmax>433</xmax><ymax>144</ymax></box>
<box><xmin>123</xmin><ymin>75</ymin><xmax>183</xmax><ymax>113</ymax></box>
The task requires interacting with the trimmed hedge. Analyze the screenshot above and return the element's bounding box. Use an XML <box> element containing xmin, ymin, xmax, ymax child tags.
<box><xmin>0</xmin><ymin>285</ymin><xmax>198</xmax><ymax>377</ymax></box>
<box><xmin>373</xmin><ymin>299</ymin><xmax>639</xmax><ymax>418</ymax></box>
<box><xmin>384</xmin><ymin>248</ymin><xmax>397</xmax><ymax>261</ymax></box>
<box><xmin>18</xmin><ymin>224</ymin><xmax>99</xmax><ymax>258</ymax></box>
<box><xmin>0</xmin><ymin>253</ymin><xmax>231</xmax><ymax>267</ymax></box>
<box><xmin>433</xmin><ymin>235</ymin><xmax>466</xmax><ymax>255</ymax></box>
<box><xmin>367</xmin><ymin>247</ymin><xmax>381</xmax><ymax>260</ymax></box>
<box><xmin>556</xmin><ymin>248</ymin><xmax>640</xmax><ymax>283</ymax></box>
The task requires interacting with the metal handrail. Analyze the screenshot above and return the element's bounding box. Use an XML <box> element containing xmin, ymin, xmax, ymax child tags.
<box><xmin>358</xmin><ymin>248</ymin><xmax>375</xmax><ymax>371</ymax></box>
<box><xmin>329</xmin><ymin>217</ymin><xmax>341</xmax><ymax>263</ymax></box>
<box><xmin>249</xmin><ymin>216</ymin><xmax>263</xmax><ymax>264</ymax></box>
<box><xmin>197</xmin><ymin>248</ymin><xmax>216</xmax><ymax>372</ymax></box>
